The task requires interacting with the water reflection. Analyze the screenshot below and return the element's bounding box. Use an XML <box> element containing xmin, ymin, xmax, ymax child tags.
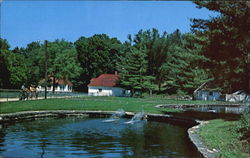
<box><xmin>0</xmin><ymin>117</ymin><xmax>202</xmax><ymax>158</ymax></box>
<box><xmin>185</xmin><ymin>105</ymin><xmax>249</xmax><ymax>114</ymax></box>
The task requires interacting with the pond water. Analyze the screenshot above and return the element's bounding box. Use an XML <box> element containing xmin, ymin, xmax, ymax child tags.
<box><xmin>185</xmin><ymin>105</ymin><xmax>249</xmax><ymax>114</ymax></box>
<box><xmin>160</xmin><ymin>104</ymin><xmax>249</xmax><ymax>121</ymax></box>
<box><xmin>0</xmin><ymin>117</ymin><xmax>202</xmax><ymax>158</ymax></box>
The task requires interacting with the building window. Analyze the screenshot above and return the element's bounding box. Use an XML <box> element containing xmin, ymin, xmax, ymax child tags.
<box><xmin>99</xmin><ymin>89</ymin><xmax>102</xmax><ymax>92</ymax></box>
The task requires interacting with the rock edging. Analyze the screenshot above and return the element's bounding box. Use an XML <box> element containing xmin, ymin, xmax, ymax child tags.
<box><xmin>0</xmin><ymin>110</ymin><xmax>116</xmax><ymax>123</ymax></box>
<box><xmin>188</xmin><ymin>121</ymin><xmax>219</xmax><ymax>158</ymax></box>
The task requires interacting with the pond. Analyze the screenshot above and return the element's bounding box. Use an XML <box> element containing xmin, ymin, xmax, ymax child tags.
<box><xmin>0</xmin><ymin>117</ymin><xmax>202</xmax><ymax>158</ymax></box>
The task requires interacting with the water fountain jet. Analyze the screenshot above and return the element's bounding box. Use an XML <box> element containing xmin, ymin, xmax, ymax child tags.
<box><xmin>103</xmin><ymin>109</ymin><xmax>126</xmax><ymax>122</ymax></box>
<box><xmin>125</xmin><ymin>111</ymin><xmax>146</xmax><ymax>124</ymax></box>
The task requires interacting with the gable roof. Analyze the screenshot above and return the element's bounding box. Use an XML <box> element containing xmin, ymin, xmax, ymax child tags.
<box><xmin>194</xmin><ymin>80</ymin><xmax>221</xmax><ymax>93</ymax></box>
<box><xmin>88</xmin><ymin>74</ymin><xmax>120</xmax><ymax>87</ymax></box>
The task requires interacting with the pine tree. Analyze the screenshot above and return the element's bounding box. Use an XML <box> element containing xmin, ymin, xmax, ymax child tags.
<box><xmin>162</xmin><ymin>33</ymin><xmax>210</xmax><ymax>95</ymax></box>
<box><xmin>132</xmin><ymin>29</ymin><xmax>169</xmax><ymax>92</ymax></box>
<box><xmin>191</xmin><ymin>1</ymin><xmax>250</xmax><ymax>93</ymax></box>
<box><xmin>118</xmin><ymin>46</ymin><xmax>154</xmax><ymax>96</ymax></box>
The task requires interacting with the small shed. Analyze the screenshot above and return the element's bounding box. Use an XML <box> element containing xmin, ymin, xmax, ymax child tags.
<box><xmin>194</xmin><ymin>90</ymin><xmax>221</xmax><ymax>101</ymax></box>
<box><xmin>193</xmin><ymin>82</ymin><xmax>222</xmax><ymax>101</ymax></box>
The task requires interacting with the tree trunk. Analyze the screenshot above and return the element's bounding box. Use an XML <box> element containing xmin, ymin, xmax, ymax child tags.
<box><xmin>149</xmin><ymin>89</ymin><xmax>152</xmax><ymax>96</ymax></box>
<box><xmin>244</xmin><ymin>52</ymin><xmax>250</xmax><ymax>94</ymax></box>
<box><xmin>158</xmin><ymin>82</ymin><xmax>161</xmax><ymax>92</ymax></box>
<box><xmin>52</xmin><ymin>76</ymin><xmax>56</xmax><ymax>94</ymax></box>
<box><xmin>247</xmin><ymin>59</ymin><xmax>250</xmax><ymax>94</ymax></box>
<box><xmin>131</xmin><ymin>89</ymin><xmax>134</xmax><ymax>97</ymax></box>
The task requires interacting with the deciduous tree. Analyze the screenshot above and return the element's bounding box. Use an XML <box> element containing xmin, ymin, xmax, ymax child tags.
<box><xmin>75</xmin><ymin>34</ymin><xmax>123</xmax><ymax>91</ymax></box>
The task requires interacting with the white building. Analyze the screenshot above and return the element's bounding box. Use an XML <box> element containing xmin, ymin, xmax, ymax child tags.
<box><xmin>88</xmin><ymin>73</ymin><xmax>130</xmax><ymax>96</ymax></box>
<box><xmin>37</xmin><ymin>78</ymin><xmax>73</xmax><ymax>93</ymax></box>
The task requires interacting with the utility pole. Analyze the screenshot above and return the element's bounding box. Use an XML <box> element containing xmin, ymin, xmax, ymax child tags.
<box><xmin>44</xmin><ymin>40</ymin><xmax>48</xmax><ymax>99</ymax></box>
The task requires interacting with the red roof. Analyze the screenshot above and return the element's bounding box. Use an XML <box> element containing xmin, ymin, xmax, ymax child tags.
<box><xmin>88</xmin><ymin>74</ymin><xmax>120</xmax><ymax>87</ymax></box>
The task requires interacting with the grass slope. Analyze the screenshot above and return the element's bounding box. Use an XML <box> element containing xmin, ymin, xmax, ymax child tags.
<box><xmin>199</xmin><ymin>119</ymin><xmax>250</xmax><ymax>158</ymax></box>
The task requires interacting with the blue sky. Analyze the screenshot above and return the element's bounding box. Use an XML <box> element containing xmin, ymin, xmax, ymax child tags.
<box><xmin>1</xmin><ymin>1</ymin><xmax>217</xmax><ymax>48</ymax></box>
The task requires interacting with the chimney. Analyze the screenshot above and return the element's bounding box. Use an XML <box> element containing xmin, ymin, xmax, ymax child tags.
<box><xmin>115</xmin><ymin>71</ymin><xmax>118</xmax><ymax>76</ymax></box>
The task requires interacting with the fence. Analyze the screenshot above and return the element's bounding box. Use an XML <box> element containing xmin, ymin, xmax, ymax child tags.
<box><xmin>0</xmin><ymin>89</ymin><xmax>88</xmax><ymax>102</ymax></box>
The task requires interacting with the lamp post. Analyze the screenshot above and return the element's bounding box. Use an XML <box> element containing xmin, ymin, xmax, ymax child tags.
<box><xmin>44</xmin><ymin>40</ymin><xmax>48</xmax><ymax>99</ymax></box>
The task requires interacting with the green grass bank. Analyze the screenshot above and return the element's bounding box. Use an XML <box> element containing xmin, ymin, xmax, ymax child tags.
<box><xmin>199</xmin><ymin>119</ymin><xmax>250</xmax><ymax>158</ymax></box>
<box><xmin>0</xmin><ymin>96</ymin><xmax>221</xmax><ymax>114</ymax></box>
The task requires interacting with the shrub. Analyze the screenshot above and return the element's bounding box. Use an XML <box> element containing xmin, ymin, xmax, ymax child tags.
<box><xmin>238</xmin><ymin>111</ymin><xmax>250</xmax><ymax>142</ymax></box>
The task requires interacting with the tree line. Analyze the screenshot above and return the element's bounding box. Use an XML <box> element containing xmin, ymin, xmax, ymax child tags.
<box><xmin>0</xmin><ymin>1</ymin><xmax>249</xmax><ymax>95</ymax></box>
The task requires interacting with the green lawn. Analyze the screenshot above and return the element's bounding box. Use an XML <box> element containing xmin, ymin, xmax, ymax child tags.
<box><xmin>199</xmin><ymin>119</ymin><xmax>250</xmax><ymax>158</ymax></box>
<box><xmin>0</xmin><ymin>96</ymin><xmax>221</xmax><ymax>114</ymax></box>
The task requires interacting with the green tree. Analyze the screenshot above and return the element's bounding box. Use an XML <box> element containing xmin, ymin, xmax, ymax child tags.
<box><xmin>191</xmin><ymin>1</ymin><xmax>250</xmax><ymax>93</ymax></box>
<box><xmin>178</xmin><ymin>33</ymin><xmax>211</xmax><ymax>94</ymax></box>
<box><xmin>0</xmin><ymin>38</ymin><xmax>11</xmax><ymax>88</ymax></box>
<box><xmin>75</xmin><ymin>34</ymin><xmax>123</xmax><ymax>91</ymax></box>
<box><xmin>46</xmin><ymin>39</ymin><xmax>82</xmax><ymax>93</ymax></box>
<box><xmin>118</xmin><ymin>46</ymin><xmax>154</xmax><ymax>96</ymax></box>
<box><xmin>132</xmin><ymin>29</ymin><xmax>169</xmax><ymax>92</ymax></box>
<box><xmin>0</xmin><ymin>38</ymin><xmax>10</xmax><ymax>50</ymax></box>
<box><xmin>22</xmin><ymin>41</ymin><xmax>43</xmax><ymax>86</ymax></box>
<box><xmin>0</xmin><ymin>38</ymin><xmax>28</xmax><ymax>88</ymax></box>
<box><xmin>160</xmin><ymin>32</ymin><xmax>210</xmax><ymax>95</ymax></box>
<box><xmin>6</xmin><ymin>51</ymin><xmax>28</xmax><ymax>88</ymax></box>
<box><xmin>123</xmin><ymin>29</ymin><xmax>210</xmax><ymax>95</ymax></box>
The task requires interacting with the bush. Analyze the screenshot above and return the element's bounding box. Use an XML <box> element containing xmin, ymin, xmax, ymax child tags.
<box><xmin>238</xmin><ymin>111</ymin><xmax>250</xmax><ymax>142</ymax></box>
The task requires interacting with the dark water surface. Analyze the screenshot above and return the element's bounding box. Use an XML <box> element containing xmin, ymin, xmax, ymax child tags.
<box><xmin>161</xmin><ymin>104</ymin><xmax>250</xmax><ymax>121</ymax></box>
<box><xmin>0</xmin><ymin>117</ymin><xmax>202</xmax><ymax>158</ymax></box>
<box><xmin>185</xmin><ymin>105</ymin><xmax>249</xmax><ymax>114</ymax></box>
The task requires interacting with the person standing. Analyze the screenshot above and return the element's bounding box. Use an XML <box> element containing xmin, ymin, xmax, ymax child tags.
<box><xmin>20</xmin><ymin>84</ymin><xmax>27</xmax><ymax>100</ymax></box>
